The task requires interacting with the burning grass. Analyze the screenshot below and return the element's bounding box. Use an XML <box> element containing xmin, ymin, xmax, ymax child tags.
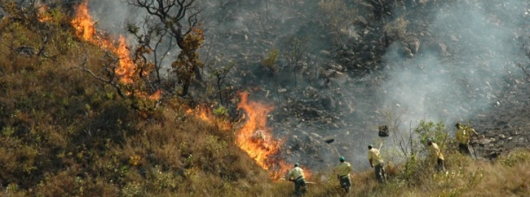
<box><xmin>236</xmin><ymin>92</ymin><xmax>312</xmax><ymax>180</ymax></box>
<box><xmin>1</xmin><ymin>1</ymin><xmax>530</xmax><ymax>197</ymax></box>
<box><xmin>70</xmin><ymin>0</ymin><xmax>161</xmax><ymax>102</ymax></box>
<box><xmin>71</xmin><ymin>1</ymin><xmax>136</xmax><ymax>85</ymax></box>
<box><xmin>236</xmin><ymin>92</ymin><xmax>280</xmax><ymax>170</ymax></box>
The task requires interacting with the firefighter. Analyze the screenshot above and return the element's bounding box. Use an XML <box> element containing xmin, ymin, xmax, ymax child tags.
<box><xmin>367</xmin><ymin>144</ymin><xmax>386</xmax><ymax>183</ymax></box>
<box><xmin>427</xmin><ymin>139</ymin><xmax>445</xmax><ymax>171</ymax></box>
<box><xmin>455</xmin><ymin>123</ymin><xmax>478</xmax><ymax>156</ymax></box>
<box><xmin>334</xmin><ymin>156</ymin><xmax>353</xmax><ymax>193</ymax></box>
<box><xmin>286</xmin><ymin>163</ymin><xmax>307</xmax><ymax>196</ymax></box>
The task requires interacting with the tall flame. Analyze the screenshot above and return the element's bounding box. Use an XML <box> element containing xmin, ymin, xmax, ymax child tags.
<box><xmin>71</xmin><ymin>2</ymin><xmax>95</xmax><ymax>42</ymax></box>
<box><xmin>236</xmin><ymin>92</ymin><xmax>310</xmax><ymax>179</ymax></box>
<box><xmin>70</xmin><ymin>1</ymin><xmax>159</xmax><ymax>99</ymax></box>
<box><xmin>115</xmin><ymin>35</ymin><xmax>135</xmax><ymax>84</ymax></box>
<box><xmin>236</xmin><ymin>92</ymin><xmax>279</xmax><ymax>170</ymax></box>
<box><xmin>69</xmin><ymin>1</ymin><xmax>307</xmax><ymax>180</ymax></box>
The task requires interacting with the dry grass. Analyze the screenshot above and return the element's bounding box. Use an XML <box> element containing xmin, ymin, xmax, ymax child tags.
<box><xmin>1</xmin><ymin>2</ymin><xmax>530</xmax><ymax>197</ymax></box>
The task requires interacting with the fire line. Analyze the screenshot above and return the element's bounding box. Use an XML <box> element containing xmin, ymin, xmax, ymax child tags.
<box><xmin>236</xmin><ymin>92</ymin><xmax>311</xmax><ymax>179</ymax></box>
<box><xmin>70</xmin><ymin>0</ymin><xmax>160</xmax><ymax>100</ymax></box>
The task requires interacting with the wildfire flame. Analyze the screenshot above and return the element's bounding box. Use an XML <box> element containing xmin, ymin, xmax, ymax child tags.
<box><xmin>236</xmin><ymin>92</ymin><xmax>310</xmax><ymax>179</ymax></box>
<box><xmin>69</xmin><ymin>0</ymin><xmax>307</xmax><ymax>180</ymax></box>
<box><xmin>185</xmin><ymin>105</ymin><xmax>231</xmax><ymax>131</ymax></box>
<box><xmin>37</xmin><ymin>5</ymin><xmax>52</xmax><ymax>22</ymax></box>
<box><xmin>114</xmin><ymin>35</ymin><xmax>136</xmax><ymax>84</ymax></box>
<box><xmin>70</xmin><ymin>1</ymin><xmax>159</xmax><ymax>100</ymax></box>
<box><xmin>236</xmin><ymin>92</ymin><xmax>279</xmax><ymax>170</ymax></box>
<box><xmin>71</xmin><ymin>2</ymin><xmax>96</xmax><ymax>42</ymax></box>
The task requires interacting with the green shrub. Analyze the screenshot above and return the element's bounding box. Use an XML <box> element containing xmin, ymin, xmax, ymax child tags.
<box><xmin>499</xmin><ymin>149</ymin><xmax>530</xmax><ymax>167</ymax></box>
<box><xmin>262</xmin><ymin>48</ymin><xmax>279</xmax><ymax>71</ymax></box>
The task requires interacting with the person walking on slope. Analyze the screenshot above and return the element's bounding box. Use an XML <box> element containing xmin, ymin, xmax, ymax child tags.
<box><xmin>427</xmin><ymin>139</ymin><xmax>445</xmax><ymax>172</ymax></box>
<box><xmin>286</xmin><ymin>163</ymin><xmax>307</xmax><ymax>196</ymax></box>
<box><xmin>334</xmin><ymin>156</ymin><xmax>353</xmax><ymax>193</ymax></box>
<box><xmin>367</xmin><ymin>144</ymin><xmax>386</xmax><ymax>183</ymax></box>
<box><xmin>455</xmin><ymin>123</ymin><xmax>478</xmax><ymax>156</ymax></box>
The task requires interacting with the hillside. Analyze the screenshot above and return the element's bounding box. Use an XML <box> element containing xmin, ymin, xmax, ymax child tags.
<box><xmin>0</xmin><ymin>2</ymin><xmax>273</xmax><ymax>196</ymax></box>
<box><xmin>1</xmin><ymin>0</ymin><xmax>530</xmax><ymax>197</ymax></box>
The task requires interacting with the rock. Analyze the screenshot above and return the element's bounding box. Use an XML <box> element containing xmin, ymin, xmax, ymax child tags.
<box><xmin>354</xmin><ymin>16</ymin><xmax>369</xmax><ymax>27</ymax></box>
<box><xmin>401</xmin><ymin>46</ymin><xmax>414</xmax><ymax>58</ymax></box>
<box><xmin>329</xmin><ymin>63</ymin><xmax>343</xmax><ymax>71</ymax></box>
<box><xmin>438</xmin><ymin>42</ymin><xmax>450</xmax><ymax>56</ymax></box>
<box><xmin>487</xmin><ymin>151</ymin><xmax>501</xmax><ymax>159</ymax></box>
<box><xmin>496</xmin><ymin>121</ymin><xmax>508</xmax><ymax>126</ymax></box>
<box><xmin>310</xmin><ymin>132</ymin><xmax>322</xmax><ymax>140</ymax></box>
<box><xmin>363</xmin><ymin>29</ymin><xmax>370</xmax><ymax>35</ymax></box>
<box><xmin>477</xmin><ymin>138</ymin><xmax>493</xmax><ymax>145</ymax></box>
<box><xmin>301</xmin><ymin>132</ymin><xmax>312</xmax><ymax>143</ymax></box>
<box><xmin>499</xmin><ymin>134</ymin><xmax>506</xmax><ymax>139</ymax></box>
<box><xmin>330</xmin><ymin>71</ymin><xmax>348</xmax><ymax>85</ymax></box>
<box><xmin>346</xmin><ymin>51</ymin><xmax>356</xmax><ymax>58</ymax></box>
<box><xmin>408</xmin><ymin>38</ymin><xmax>421</xmax><ymax>54</ymax></box>
<box><xmin>450</xmin><ymin>34</ymin><xmax>459</xmax><ymax>42</ymax></box>
<box><xmin>290</xmin><ymin>142</ymin><xmax>301</xmax><ymax>151</ymax></box>
<box><xmin>321</xmin><ymin>96</ymin><xmax>336</xmax><ymax>110</ymax></box>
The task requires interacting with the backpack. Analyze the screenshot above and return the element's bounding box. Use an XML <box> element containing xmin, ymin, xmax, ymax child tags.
<box><xmin>378</xmin><ymin>125</ymin><xmax>389</xmax><ymax>137</ymax></box>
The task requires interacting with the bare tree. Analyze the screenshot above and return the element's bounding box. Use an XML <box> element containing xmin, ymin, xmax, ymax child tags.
<box><xmin>127</xmin><ymin>0</ymin><xmax>201</xmax><ymax>49</ymax></box>
<box><xmin>284</xmin><ymin>36</ymin><xmax>310</xmax><ymax>88</ymax></box>
<box><xmin>126</xmin><ymin>0</ymin><xmax>204</xmax><ymax>96</ymax></box>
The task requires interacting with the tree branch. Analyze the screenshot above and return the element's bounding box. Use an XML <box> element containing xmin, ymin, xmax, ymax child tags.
<box><xmin>74</xmin><ymin>55</ymin><xmax>126</xmax><ymax>98</ymax></box>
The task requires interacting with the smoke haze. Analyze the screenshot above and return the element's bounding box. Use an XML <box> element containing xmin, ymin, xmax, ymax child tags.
<box><xmin>75</xmin><ymin>0</ymin><xmax>530</xmax><ymax>171</ymax></box>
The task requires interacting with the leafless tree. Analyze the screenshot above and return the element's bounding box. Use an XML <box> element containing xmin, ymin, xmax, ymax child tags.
<box><xmin>127</xmin><ymin>0</ymin><xmax>201</xmax><ymax>49</ymax></box>
<box><xmin>126</xmin><ymin>0</ymin><xmax>204</xmax><ymax>96</ymax></box>
<box><xmin>284</xmin><ymin>36</ymin><xmax>310</xmax><ymax>88</ymax></box>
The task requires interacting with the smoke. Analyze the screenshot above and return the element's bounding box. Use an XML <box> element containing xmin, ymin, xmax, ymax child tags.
<box><xmin>366</xmin><ymin>0</ymin><xmax>530</xmax><ymax>169</ymax></box>
<box><xmin>331</xmin><ymin>0</ymin><xmax>530</xmax><ymax>170</ymax></box>
<box><xmin>71</xmin><ymin>0</ymin><xmax>530</xmax><ymax>172</ymax></box>
<box><xmin>87</xmin><ymin>0</ymin><xmax>142</xmax><ymax>35</ymax></box>
<box><xmin>379</xmin><ymin>0</ymin><xmax>529</xmax><ymax>126</ymax></box>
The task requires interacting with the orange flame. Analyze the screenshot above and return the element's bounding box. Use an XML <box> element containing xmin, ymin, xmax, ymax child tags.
<box><xmin>185</xmin><ymin>106</ymin><xmax>231</xmax><ymax>131</ymax></box>
<box><xmin>236</xmin><ymin>92</ymin><xmax>310</xmax><ymax>179</ymax></box>
<box><xmin>236</xmin><ymin>92</ymin><xmax>278</xmax><ymax>170</ymax></box>
<box><xmin>148</xmin><ymin>89</ymin><xmax>162</xmax><ymax>101</ymax></box>
<box><xmin>71</xmin><ymin>2</ymin><xmax>96</xmax><ymax>42</ymax></box>
<box><xmin>37</xmin><ymin>5</ymin><xmax>52</xmax><ymax>22</ymax></box>
<box><xmin>71</xmin><ymin>1</ymin><xmax>159</xmax><ymax>99</ymax></box>
<box><xmin>114</xmin><ymin>35</ymin><xmax>135</xmax><ymax>84</ymax></box>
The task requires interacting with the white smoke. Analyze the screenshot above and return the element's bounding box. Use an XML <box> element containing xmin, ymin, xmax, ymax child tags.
<box><xmin>379</xmin><ymin>0</ymin><xmax>529</xmax><ymax>126</ymax></box>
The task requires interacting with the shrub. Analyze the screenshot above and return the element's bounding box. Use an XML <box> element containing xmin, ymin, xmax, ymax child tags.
<box><xmin>499</xmin><ymin>149</ymin><xmax>530</xmax><ymax>167</ymax></box>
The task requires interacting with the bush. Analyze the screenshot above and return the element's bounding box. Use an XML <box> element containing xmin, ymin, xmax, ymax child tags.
<box><xmin>499</xmin><ymin>149</ymin><xmax>530</xmax><ymax>167</ymax></box>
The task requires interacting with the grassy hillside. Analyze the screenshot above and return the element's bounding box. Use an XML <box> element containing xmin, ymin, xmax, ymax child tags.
<box><xmin>0</xmin><ymin>2</ymin><xmax>529</xmax><ymax>197</ymax></box>
<box><xmin>0</xmin><ymin>3</ymin><xmax>273</xmax><ymax>196</ymax></box>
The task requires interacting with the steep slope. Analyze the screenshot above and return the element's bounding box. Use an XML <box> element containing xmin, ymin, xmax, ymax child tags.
<box><xmin>0</xmin><ymin>4</ymin><xmax>273</xmax><ymax>196</ymax></box>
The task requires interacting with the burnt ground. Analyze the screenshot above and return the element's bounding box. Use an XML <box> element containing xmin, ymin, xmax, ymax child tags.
<box><xmin>471</xmin><ymin>76</ymin><xmax>530</xmax><ymax>159</ymax></box>
<box><xmin>189</xmin><ymin>0</ymin><xmax>530</xmax><ymax>172</ymax></box>
<box><xmin>100</xmin><ymin>0</ymin><xmax>530</xmax><ymax>173</ymax></box>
